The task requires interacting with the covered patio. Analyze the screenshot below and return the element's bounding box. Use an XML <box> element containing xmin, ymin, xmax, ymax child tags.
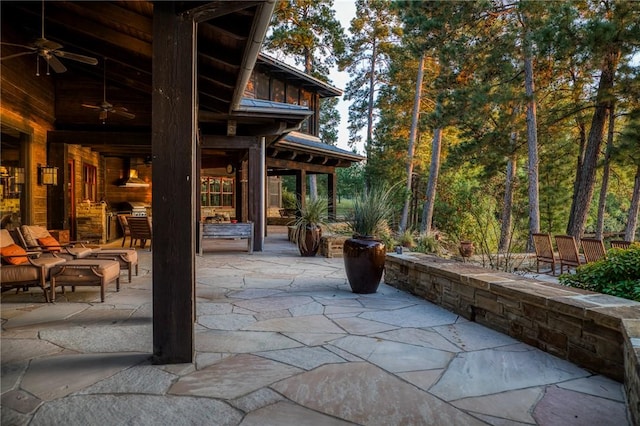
<box><xmin>0</xmin><ymin>227</ymin><xmax>631</xmax><ymax>425</ymax></box>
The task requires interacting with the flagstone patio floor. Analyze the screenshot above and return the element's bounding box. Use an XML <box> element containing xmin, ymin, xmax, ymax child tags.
<box><xmin>1</xmin><ymin>228</ymin><xmax>632</xmax><ymax>425</ymax></box>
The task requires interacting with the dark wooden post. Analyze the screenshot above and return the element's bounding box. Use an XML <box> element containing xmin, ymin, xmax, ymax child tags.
<box><xmin>328</xmin><ymin>172</ymin><xmax>337</xmax><ymax>221</ymax></box>
<box><xmin>296</xmin><ymin>169</ymin><xmax>307</xmax><ymax>212</ymax></box>
<box><xmin>152</xmin><ymin>2</ymin><xmax>196</xmax><ymax>364</ymax></box>
<box><xmin>248</xmin><ymin>138</ymin><xmax>265</xmax><ymax>251</ymax></box>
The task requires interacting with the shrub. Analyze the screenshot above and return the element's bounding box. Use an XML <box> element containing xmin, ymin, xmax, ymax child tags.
<box><xmin>414</xmin><ymin>233</ymin><xmax>441</xmax><ymax>254</ymax></box>
<box><xmin>282</xmin><ymin>189</ymin><xmax>296</xmax><ymax>210</ymax></box>
<box><xmin>559</xmin><ymin>244</ymin><xmax>640</xmax><ymax>301</ymax></box>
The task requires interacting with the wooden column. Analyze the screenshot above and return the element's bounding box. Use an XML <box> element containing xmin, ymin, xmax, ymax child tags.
<box><xmin>248</xmin><ymin>138</ymin><xmax>265</xmax><ymax>251</ymax></box>
<box><xmin>151</xmin><ymin>2</ymin><xmax>196</xmax><ymax>364</ymax></box>
<box><xmin>328</xmin><ymin>172</ymin><xmax>337</xmax><ymax>221</ymax></box>
<box><xmin>296</xmin><ymin>169</ymin><xmax>307</xmax><ymax>212</ymax></box>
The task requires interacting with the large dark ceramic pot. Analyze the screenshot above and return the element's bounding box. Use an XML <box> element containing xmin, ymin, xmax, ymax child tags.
<box><xmin>343</xmin><ymin>235</ymin><xmax>386</xmax><ymax>294</ymax></box>
<box><xmin>298</xmin><ymin>225</ymin><xmax>322</xmax><ymax>257</ymax></box>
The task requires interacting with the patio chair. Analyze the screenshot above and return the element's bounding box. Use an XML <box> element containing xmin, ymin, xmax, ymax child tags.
<box><xmin>555</xmin><ymin>235</ymin><xmax>584</xmax><ymax>274</ymax></box>
<box><xmin>19</xmin><ymin>225</ymin><xmax>96</xmax><ymax>260</ymax></box>
<box><xmin>117</xmin><ymin>214</ymin><xmax>132</xmax><ymax>247</ymax></box>
<box><xmin>532</xmin><ymin>233</ymin><xmax>557</xmax><ymax>275</ymax></box>
<box><xmin>610</xmin><ymin>240</ymin><xmax>631</xmax><ymax>249</ymax></box>
<box><xmin>1</xmin><ymin>228</ymin><xmax>66</xmax><ymax>302</ymax></box>
<box><xmin>581</xmin><ymin>238</ymin><xmax>606</xmax><ymax>263</ymax></box>
<box><xmin>127</xmin><ymin>216</ymin><xmax>152</xmax><ymax>250</ymax></box>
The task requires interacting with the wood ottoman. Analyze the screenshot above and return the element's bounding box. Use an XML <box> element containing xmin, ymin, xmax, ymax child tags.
<box><xmin>50</xmin><ymin>259</ymin><xmax>120</xmax><ymax>302</ymax></box>
<box><xmin>91</xmin><ymin>249</ymin><xmax>139</xmax><ymax>282</ymax></box>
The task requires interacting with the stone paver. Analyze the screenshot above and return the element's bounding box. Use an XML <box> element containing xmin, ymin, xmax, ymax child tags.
<box><xmin>1</xmin><ymin>229</ymin><xmax>632</xmax><ymax>425</ymax></box>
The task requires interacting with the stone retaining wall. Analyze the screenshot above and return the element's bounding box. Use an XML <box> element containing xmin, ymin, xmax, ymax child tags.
<box><xmin>384</xmin><ymin>253</ymin><xmax>639</xmax><ymax>425</ymax></box>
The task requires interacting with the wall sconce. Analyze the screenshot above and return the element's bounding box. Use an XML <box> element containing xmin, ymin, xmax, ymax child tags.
<box><xmin>12</xmin><ymin>167</ymin><xmax>25</xmax><ymax>185</ymax></box>
<box><xmin>39</xmin><ymin>166</ymin><xmax>58</xmax><ymax>186</ymax></box>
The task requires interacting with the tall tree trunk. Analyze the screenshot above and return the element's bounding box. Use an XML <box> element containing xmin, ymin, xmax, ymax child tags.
<box><xmin>595</xmin><ymin>106</ymin><xmax>615</xmax><ymax>240</ymax></box>
<box><xmin>567</xmin><ymin>46</ymin><xmax>620</xmax><ymax>238</ymax></box>
<box><xmin>625</xmin><ymin>165</ymin><xmax>640</xmax><ymax>242</ymax></box>
<box><xmin>499</xmin><ymin>153</ymin><xmax>517</xmax><ymax>252</ymax></box>
<box><xmin>566</xmin><ymin>71</ymin><xmax>588</xmax><ymax>232</ymax></box>
<box><xmin>399</xmin><ymin>53</ymin><xmax>425</xmax><ymax>233</ymax></box>
<box><xmin>364</xmin><ymin>39</ymin><xmax>377</xmax><ymax>189</ymax></box>
<box><xmin>420</xmin><ymin>126</ymin><xmax>442</xmax><ymax>233</ymax></box>
<box><xmin>523</xmin><ymin>36</ymin><xmax>540</xmax><ymax>252</ymax></box>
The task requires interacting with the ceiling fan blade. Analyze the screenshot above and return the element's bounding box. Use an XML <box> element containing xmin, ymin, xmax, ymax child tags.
<box><xmin>55</xmin><ymin>50</ymin><xmax>98</xmax><ymax>66</ymax></box>
<box><xmin>0</xmin><ymin>42</ymin><xmax>37</xmax><ymax>50</ymax></box>
<box><xmin>81</xmin><ymin>103</ymin><xmax>101</xmax><ymax>110</ymax></box>
<box><xmin>33</xmin><ymin>38</ymin><xmax>63</xmax><ymax>51</ymax></box>
<box><xmin>1</xmin><ymin>51</ymin><xmax>36</xmax><ymax>61</ymax></box>
<box><xmin>99</xmin><ymin>110</ymin><xmax>108</xmax><ymax>121</ymax></box>
<box><xmin>112</xmin><ymin>108</ymin><xmax>136</xmax><ymax>119</ymax></box>
<box><xmin>44</xmin><ymin>54</ymin><xmax>66</xmax><ymax>73</ymax></box>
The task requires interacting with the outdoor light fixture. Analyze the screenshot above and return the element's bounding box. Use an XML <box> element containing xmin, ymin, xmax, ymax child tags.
<box><xmin>39</xmin><ymin>165</ymin><xmax>58</xmax><ymax>186</ymax></box>
<box><xmin>13</xmin><ymin>167</ymin><xmax>25</xmax><ymax>185</ymax></box>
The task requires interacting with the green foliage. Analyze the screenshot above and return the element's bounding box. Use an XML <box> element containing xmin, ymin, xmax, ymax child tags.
<box><xmin>398</xmin><ymin>229</ymin><xmax>415</xmax><ymax>248</ymax></box>
<box><xmin>282</xmin><ymin>189</ymin><xmax>296</xmax><ymax>210</ymax></box>
<box><xmin>414</xmin><ymin>233</ymin><xmax>441</xmax><ymax>254</ymax></box>
<box><xmin>559</xmin><ymin>245</ymin><xmax>640</xmax><ymax>301</ymax></box>
<box><xmin>346</xmin><ymin>185</ymin><xmax>395</xmax><ymax>237</ymax></box>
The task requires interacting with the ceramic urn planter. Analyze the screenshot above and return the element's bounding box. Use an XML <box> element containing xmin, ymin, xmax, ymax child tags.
<box><xmin>343</xmin><ymin>235</ymin><xmax>386</xmax><ymax>294</ymax></box>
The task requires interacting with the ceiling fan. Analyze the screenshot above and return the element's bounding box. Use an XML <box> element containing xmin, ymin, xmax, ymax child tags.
<box><xmin>0</xmin><ymin>1</ymin><xmax>98</xmax><ymax>75</ymax></box>
<box><xmin>82</xmin><ymin>58</ymin><xmax>136</xmax><ymax>124</ymax></box>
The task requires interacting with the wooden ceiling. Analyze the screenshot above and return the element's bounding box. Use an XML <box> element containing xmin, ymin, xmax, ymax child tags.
<box><xmin>1</xmin><ymin>1</ymin><xmax>275</xmax><ymax>157</ymax></box>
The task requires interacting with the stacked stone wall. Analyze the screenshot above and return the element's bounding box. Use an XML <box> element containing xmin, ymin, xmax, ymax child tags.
<box><xmin>384</xmin><ymin>253</ymin><xmax>640</xmax><ymax>425</ymax></box>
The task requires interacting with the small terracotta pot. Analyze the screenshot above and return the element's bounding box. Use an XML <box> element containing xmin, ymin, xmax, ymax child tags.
<box><xmin>459</xmin><ymin>241</ymin><xmax>474</xmax><ymax>258</ymax></box>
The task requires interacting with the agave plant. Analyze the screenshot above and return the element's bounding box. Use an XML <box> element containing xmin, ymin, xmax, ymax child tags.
<box><xmin>292</xmin><ymin>197</ymin><xmax>330</xmax><ymax>255</ymax></box>
<box><xmin>347</xmin><ymin>185</ymin><xmax>395</xmax><ymax>238</ymax></box>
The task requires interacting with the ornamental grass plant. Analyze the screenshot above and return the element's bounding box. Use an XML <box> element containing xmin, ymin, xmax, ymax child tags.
<box><xmin>347</xmin><ymin>185</ymin><xmax>395</xmax><ymax>238</ymax></box>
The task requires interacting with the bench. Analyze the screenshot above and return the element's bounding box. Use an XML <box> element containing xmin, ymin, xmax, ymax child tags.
<box><xmin>199</xmin><ymin>222</ymin><xmax>254</xmax><ymax>255</ymax></box>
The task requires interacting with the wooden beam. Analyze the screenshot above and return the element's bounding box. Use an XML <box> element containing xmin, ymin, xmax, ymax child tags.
<box><xmin>182</xmin><ymin>2</ymin><xmax>260</xmax><ymax>23</ymax></box>
<box><xmin>200</xmin><ymin>135</ymin><xmax>258</xmax><ymax>149</ymax></box>
<box><xmin>152</xmin><ymin>2</ymin><xmax>196</xmax><ymax>364</ymax></box>
<box><xmin>267</xmin><ymin>157</ymin><xmax>337</xmax><ymax>174</ymax></box>
<box><xmin>48</xmin><ymin>131</ymin><xmax>150</xmax><ymax>146</ymax></box>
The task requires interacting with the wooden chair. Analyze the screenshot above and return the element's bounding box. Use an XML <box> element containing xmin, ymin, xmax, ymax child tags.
<box><xmin>127</xmin><ymin>216</ymin><xmax>152</xmax><ymax>250</ymax></box>
<box><xmin>532</xmin><ymin>233</ymin><xmax>556</xmax><ymax>275</ymax></box>
<box><xmin>117</xmin><ymin>214</ymin><xmax>131</xmax><ymax>247</ymax></box>
<box><xmin>581</xmin><ymin>238</ymin><xmax>606</xmax><ymax>263</ymax></box>
<box><xmin>610</xmin><ymin>240</ymin><xmax>631</xmax><ymax>249</ymax></box>
<box><xmin>555</xmin><ymin>235</ymin><xmax>584</xmax><ymax>274</ymax></box>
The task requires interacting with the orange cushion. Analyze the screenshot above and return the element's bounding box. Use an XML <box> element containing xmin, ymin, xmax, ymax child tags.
<box><xmin>1</xmin><ymin>243</ymin><xmax>29</xmax><ymax>265</ymax></box>
<box><xmin>37</xmin><ymin>236</ymin><xmax>62</xmax><ymax>252</ymax></box>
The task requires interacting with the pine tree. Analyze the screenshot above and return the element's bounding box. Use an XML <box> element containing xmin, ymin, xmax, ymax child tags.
<box><xmin>340</xmin><ymin>0</ymin><xmax>400</xmax><ymax>157</ymax></box>
<box><xmin>264</xmin><ymin>0</ymin><xmax>347</xmax><ymax>198</ymax></box>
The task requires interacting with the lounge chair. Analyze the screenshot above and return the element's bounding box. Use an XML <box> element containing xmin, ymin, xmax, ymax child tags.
<box><xmin>1</xmin><ymin>229</ymin><xmax>66</xmax><ymax>302</ymax></box>
<box><xmin>610</xmin><ymin>240</ymin><xmax>631</xmax><ymax>249</ymax></box>
<box><xmin>532</xmin><ymin>233</ymin><xmax>556</xmax><ymax>275</ymax></box>
<box><xmin>19</xmin><ymin>225</ymin><xmax>96</xmax><ymax>259</ymax></box>
<box><xmin>555</xmin><ymin>235</ymin><xmax>584</xmax><ymax>274</ymax></box>
<box><xmin>127</xmin><ymin>216</ymin><xmax>152</xmax><ymax>250</ymax></box>
<box><xmin>581</xmin><ymin>238</ymin><xmax>606</xmax><ymax>263</ymax></box>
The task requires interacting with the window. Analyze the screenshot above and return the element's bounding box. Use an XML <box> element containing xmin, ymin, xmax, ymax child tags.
<box><xmin>268</xmin><ymin>177</ymin><xmax>282</xmax><ymax>208</ymax></box>
<box><xmin>83</xmin><ymin>163</ymin><xmax>97</xmax><ymax>201</ymax></box>
<box><xmin>201</xmin><ymin>177</ymin><xmax>234</xmax><ymax>207</ymax></box>
<box><xmin>271</xmin><ymin>79</ymin><xmax>285</xmax><ymax>103</ymax></box>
